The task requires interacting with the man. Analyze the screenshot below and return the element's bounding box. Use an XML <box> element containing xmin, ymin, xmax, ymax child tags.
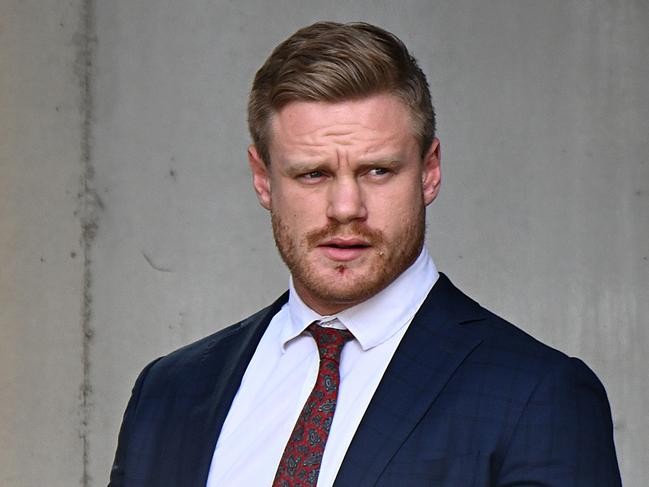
<box><xmin>109</xmin><ymin>22</ymin><xmax>621</xmax><ymax>486</ymax></box>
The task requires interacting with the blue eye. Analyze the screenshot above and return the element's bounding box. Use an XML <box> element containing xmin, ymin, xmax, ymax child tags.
<box><xmin>298</xmin><ymin>170</ymin><xmax>326</xmax><ymax>182</ymax></box>
<box><xmin>369</xmin><ymin>167</ymin><xmax>390</xmax><ymax>176</ymax></box>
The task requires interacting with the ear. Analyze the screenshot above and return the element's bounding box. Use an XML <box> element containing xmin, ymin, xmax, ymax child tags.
<box><xmin>422</xmin><ymin>137</ymin><xmax>441</xmax><ymax>206</ymax></box>
<box><xmin>248</xmin><ymin>145</ymin><xmax>272</xmax><ymax>210</ymax></box>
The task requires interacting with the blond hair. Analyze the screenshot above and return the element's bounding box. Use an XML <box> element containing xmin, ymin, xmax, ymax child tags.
<box><xmin>248</xmin><ymin>21</ymin><xmax>436</xmax><ymax>164</ymax></box>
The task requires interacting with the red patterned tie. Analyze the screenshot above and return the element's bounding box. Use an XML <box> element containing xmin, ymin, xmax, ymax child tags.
<box><xmin>273</xmin><ymin>323</ymin><xmax>353</xmax><ymax>487</ymax></box>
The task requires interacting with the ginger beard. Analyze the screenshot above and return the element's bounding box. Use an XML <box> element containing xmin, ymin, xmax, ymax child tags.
<box><xmin>271</xmin><ymin>202</ymin><xmax>426</xmax><ymax>310</ymax></box>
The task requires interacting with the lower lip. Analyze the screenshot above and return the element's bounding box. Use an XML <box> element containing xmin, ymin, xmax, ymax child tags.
<box><xmin>318</xmin><ymin>245</ymin><xmax>370</xmax><ymax>262</ymax></box>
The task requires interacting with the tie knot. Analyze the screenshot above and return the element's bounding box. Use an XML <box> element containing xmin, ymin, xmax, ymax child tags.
<box><xmin>307</xmin><ymin>323</ymin><xmax>353</xmax><ymax>363</ymax></box>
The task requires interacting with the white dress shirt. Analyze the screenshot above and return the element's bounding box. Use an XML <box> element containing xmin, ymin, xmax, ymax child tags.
<box><xmin>206</xmin><ymin>248</ymin><xmax>438</xmax><ymax>487</ymax></box>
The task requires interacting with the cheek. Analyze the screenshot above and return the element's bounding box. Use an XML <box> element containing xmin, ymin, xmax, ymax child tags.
<box><xmin>368</xmin><ymin>185</ymin><xmax>421</xmax><ymax>219</ymax></box>
<box><xmin>277</xmin><ymin>190</ymin><xmax>327</xmax><ymax>220</ymax></box>
<box><xmin>273</xmin><ymin>199</ymin><xmax>322</xmax><ymax>237</ymax></box>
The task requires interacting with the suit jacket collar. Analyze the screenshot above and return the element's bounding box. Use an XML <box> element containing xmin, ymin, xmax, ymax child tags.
<box><xmin>177</xmin><ymin>292</ymin><xmax>289</xmax><ymax>486</ymax></box>
<box><xmin>334</xmin><ymin>273</ymin><xmax>486</xmax><ymax>485</ymax></box>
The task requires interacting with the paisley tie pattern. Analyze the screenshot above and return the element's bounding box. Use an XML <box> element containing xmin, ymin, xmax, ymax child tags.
<box><xmin>273</xmin><ymin>323</ymin><xmax>353</xmax><ymax>487</ymax></box>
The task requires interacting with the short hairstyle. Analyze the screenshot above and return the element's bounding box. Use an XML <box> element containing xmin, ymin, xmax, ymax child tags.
<box><xmin>247</xmin><ymin>21</ymin><xmax>436</xmax><ymax>164</ymax></box>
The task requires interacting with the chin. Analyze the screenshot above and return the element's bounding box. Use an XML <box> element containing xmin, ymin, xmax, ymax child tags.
<box><xmin>306</xmin><ymin>267</ymin><xmax>390</xmax><ymax>305</ymax></box>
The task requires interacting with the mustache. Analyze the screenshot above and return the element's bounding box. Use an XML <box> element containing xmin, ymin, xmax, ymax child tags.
<box><xmin>306</xmin><ymin>221</ymin><xmax>384</xmax><ymax>247</ymax></box>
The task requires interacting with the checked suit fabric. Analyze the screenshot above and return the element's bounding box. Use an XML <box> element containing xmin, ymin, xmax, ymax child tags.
<box><xmin>273</xmin><ymin>323</ymin><xmax>353</xmax><ymax>487</ymax></box>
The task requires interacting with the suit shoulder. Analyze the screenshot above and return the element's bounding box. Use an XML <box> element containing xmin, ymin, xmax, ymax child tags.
<box><xmin>464</xmin><ymin>301</ymin><xmax>607</xmax><ymax>391</ymax></box>
<box><xmin>472</xmin><ymin>306</ymin><xmax>570</xmax><ymax>363</ymax></box>
<box><xmin>442</xmin><ymin>282</ymin><xmax>612</xmax><ymax>424</ymax></box>
<box><xmin>438</xmin><ymin>275</ymin><xmax>596</xmax><ymax>375</ymax></box>
<box><xmin>136</xmin><ymin>293</ymin><xmax>288</xmax><ymax>384</ymax></box>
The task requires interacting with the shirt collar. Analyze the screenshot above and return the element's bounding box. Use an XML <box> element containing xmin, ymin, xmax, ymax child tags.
<box><xmin>281</xmin><ymin>247</ymin><xmax>439</xmax><ymax>351</ymax></box>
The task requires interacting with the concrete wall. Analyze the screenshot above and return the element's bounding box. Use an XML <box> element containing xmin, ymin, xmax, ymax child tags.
<box><xmin>1</xmin><ymin>1</ymin><xmax>647</xmax><ymax>486</ymax></box>
<box><xmin>1</xmin><ymin>1</ymin><xmax>88</xmax><ymax>485</ymax></box>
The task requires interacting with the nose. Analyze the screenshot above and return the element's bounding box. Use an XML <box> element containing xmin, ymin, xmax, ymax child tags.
<box><xmin>326</xmin><ymin>176</ymin><xmax>368</xmax><ymax>223</ymax></box>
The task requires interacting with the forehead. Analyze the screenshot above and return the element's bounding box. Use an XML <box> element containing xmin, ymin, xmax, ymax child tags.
<box><xmin>268</xmin><ymin>94</ymin><xmax>417</xmax><ymax>151</ymax></box>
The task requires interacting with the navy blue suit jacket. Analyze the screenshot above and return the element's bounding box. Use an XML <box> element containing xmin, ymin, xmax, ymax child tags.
<box><xmin>110</xmin><ymin>274</ymin><xmax>621</xmax><ymax>486</ymax></box>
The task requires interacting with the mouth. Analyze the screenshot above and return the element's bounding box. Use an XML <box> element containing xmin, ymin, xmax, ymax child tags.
<box><xmin>323</xmin><ymin>238</ymin><xmax>370</xmax><ymax>247</ymax></box>
<box><xmin>317</xmin><ymin>238</ymin><xmax>372</xmax><ymax>262</ymax></box>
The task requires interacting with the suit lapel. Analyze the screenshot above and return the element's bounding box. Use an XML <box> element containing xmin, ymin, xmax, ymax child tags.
<box><xmin>173</xmin><ymin>293</ymin><xmax>289</xmax><ymax>487</ymax></box>
<box><xmin>335</xmin><ymin>275</ymin><xmax>485</xmax><ymax>486</ymax></box>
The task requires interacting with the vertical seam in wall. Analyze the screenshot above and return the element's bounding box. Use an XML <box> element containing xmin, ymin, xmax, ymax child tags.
<box><xmin>78</xmin><ymin>1</ymin><xmax>96</xmax><ymax>486</ymax></box>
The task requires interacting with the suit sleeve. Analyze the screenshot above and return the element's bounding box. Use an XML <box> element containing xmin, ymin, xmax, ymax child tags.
<box><xmin>108</xmin><ymin>358</ymin><xmax>161</xmax><ymax>487</ymax></box>
<box><xmin>496</xmin><ymin>357</ymin><xmax>622</xmax><ymax>486</ymax></box>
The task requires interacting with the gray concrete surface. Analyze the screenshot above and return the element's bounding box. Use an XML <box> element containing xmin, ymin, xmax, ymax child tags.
<box><xmin>1</xmin><ymin>0</ymin><xmax>89</xmax><ymax>485</ymax></box>
<box><xmin>1</xmin><ymin>1</ymin><xmax>647</xmax><ymax>485</ymax></box>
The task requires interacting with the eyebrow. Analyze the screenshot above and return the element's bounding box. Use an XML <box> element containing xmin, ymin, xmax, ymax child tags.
<box><xmin>281</xmin><ymin>156</ymin><xmax>406</xmax><ymax>177</ymax></box>
<box><xmin>357</xmin><ymin>158</ymin><xmax>404</xmax><ymax>168</ymax></box>
<box><xmin>281</xmin><ymin>160</ymin><xmax>328</xmax><ymax>175</ymax></box>
<box><xmin>285</xmin><ymin>157</ymin><xmax>403</xmax><ymax>169</ymax></box>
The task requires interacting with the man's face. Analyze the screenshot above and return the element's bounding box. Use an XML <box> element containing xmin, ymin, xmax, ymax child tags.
<box><xmin>249</xmin><ymin>94</ymin><xmax>441</xmax><ymax>315</ymax></box>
